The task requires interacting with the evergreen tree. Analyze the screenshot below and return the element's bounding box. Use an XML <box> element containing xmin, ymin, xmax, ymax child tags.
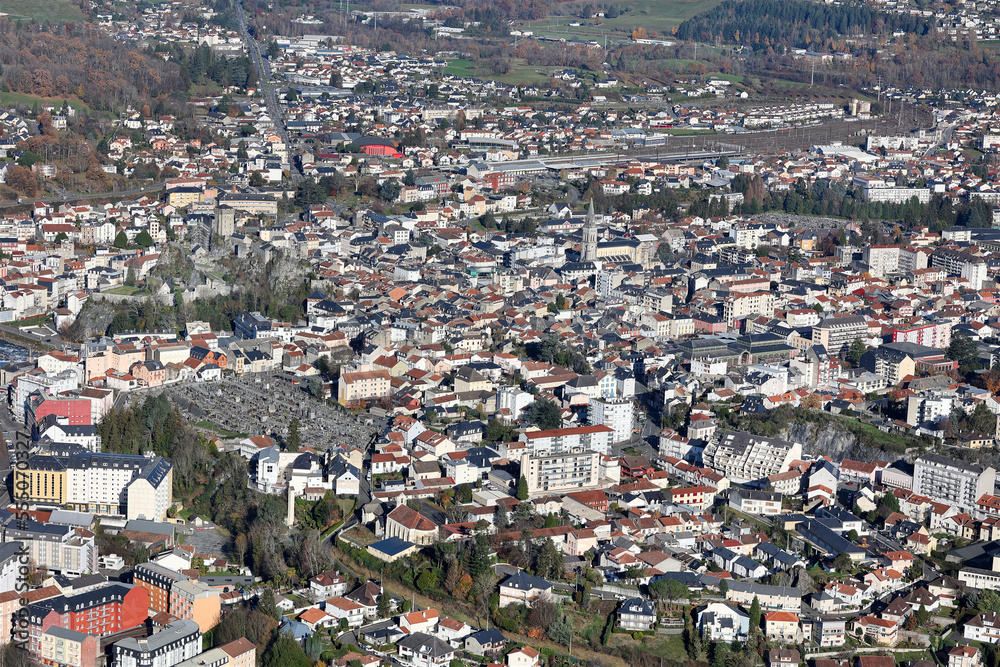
<box><xmin>601</xmin><ymin>614</ymin><xmax>614</xmax><ymax>645</ymax></box>
<box><xmin>135</xmin><ymin>230</ymin><xmax>154</xmax><ymax>247</ymax></box>
<box><xmin>749</xmin><ymin>595</ymin><xmax>761</xmax><ymax>630</ymax></box>
<box><xmin>258</xmin><ymin>588</ymin><xmax>280</xmax><ymax>621</ymax></box>
<box><xmin>847</xmin><ymin>338</ymin><xmax>868</xmax><ymax>366</ymax></box>
<box><xmin>515</xmin><ymin>476</ymin><xmax>529</xmax><ymax>501</ymax></box>
<box><xmin>287</xmin><ymin>418</ymin><xmax>301</xmax><ymax>452</ymax></box>
<box><xmin>495</xmin><ymin>503</ymin><xmax>510</xmax><ymax>530</ymax></box>
<box><xmin>469</xmin><ymin>532</ymin><xmax>490</xmax><ymax>577</ymax></box>
<box><xmin>113</xmin><ymin>230</ymin><xmax>128</xmax><ymax>248</ymax></box>
<box><xmin>263</xmin><ymin>634</ymin><xmax>313</xmax><ymax>667</ymax></box>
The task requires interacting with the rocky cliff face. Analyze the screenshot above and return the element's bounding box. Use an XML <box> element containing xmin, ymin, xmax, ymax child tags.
<box><xmin>783</xmin><ymin>421</ymin><xmax>859</xmax><ymax>460</ymax></box>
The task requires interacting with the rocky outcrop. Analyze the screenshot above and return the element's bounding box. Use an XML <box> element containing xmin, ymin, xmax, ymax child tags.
<box><xmin>783</xmin><ymin>421</ymin><xmax>858</xmax><ymax>460</ymax></box>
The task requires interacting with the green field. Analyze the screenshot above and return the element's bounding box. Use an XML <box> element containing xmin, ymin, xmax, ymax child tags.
<box><xmin>104</xmin><ymin>285</ymin><xmax>152</xmax><ymax>295</ymax></box>
<box><xmin>444</xmin><ymin>58</ymin><xmax>559</xmax><ymax>85</ymax></box>
<box><xmin>193</xmin><ymin>421</ymin><xmax>248</xmax><ymax>439</ymax></box>
<box><xmin>0</xmin><ymin>91</ymin><xmax>88</xmax><ymax>112</ymax></box>
<box><xmin>0</xmin><ymin>0</ymin><xmax>85</xmax><ymax>22</ymax></box>
<box><xmin>527</xmin><ymin>0</ymin><xmax>725</xmax><ymax>37</ymax></box>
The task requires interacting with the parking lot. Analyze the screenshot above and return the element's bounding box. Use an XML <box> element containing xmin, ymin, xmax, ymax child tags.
<box><xmin>179</xmin><ymin>524</ymin><xmax>231</xmax><ymax>558</ymax></box>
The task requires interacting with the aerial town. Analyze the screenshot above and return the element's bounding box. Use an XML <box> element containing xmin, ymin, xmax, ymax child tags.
<box><xmin>7</xmin><ymin>1</ymin><xmax>1000</xmax><ymax>667</ymax></box>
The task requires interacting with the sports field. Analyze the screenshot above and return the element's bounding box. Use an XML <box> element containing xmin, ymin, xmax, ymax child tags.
<box><xmin>526</xmin><ymin>0</ymin><xmax>725</xmax><ymax>37</ymax></box>
<box><xmin>0</xmin><ymin>0</ymin><xmax>85</xmax><ymax>22</ymax></box>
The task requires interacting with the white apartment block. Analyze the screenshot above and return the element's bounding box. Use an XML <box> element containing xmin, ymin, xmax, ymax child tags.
<box><xmin>520</xmin><ymin>450</ymin><xmax>601</xmax><ymax>494</ymax></box>
<box><xmin>703</xmin><ymin>431</ymin><xmax>803</xmax><ymax>484</ymax></box>
<box><xmin>906</xmin><ymin>394</ymin><xmax>953</xmax><ymax>427</ymax></box>
<box><xmin>863</xmin><ymin>245</ymin><xmax>932</xmax><ymax>277</ymax></box>
<box><xmin>724</xmin><ymin>291</ymin><xmax>776</xmax><ymax>325</ymax></box>
<box><xmin>519</xmin><ymin>424</ymin><xmax>614</xmax><ymax>456</ymax></box>
<box><xmin>932</xmin><ymin>248</ymin><xmax>988</xmax><ymax>290</ymax></box>
<box><xmin>864</xmin><ymin>245</ymin><xmax>904</xmax><ymax>277</ymax></box>
<box><xmin>892</xmin><ymin>321</ymin><xmax>952</xmax><ymax>349</ymax></box>
<box><xmin>812</xmin><ymin>315</ymin><xmax>868</xmax><ymax>359</ymax></box>
<box><xmin>862</xmin><ymin>187</ymin><xmax>931</xmax><ymax>204</ymax></box>
<box><xmin>914</xmin><ymin>453</ymin><xmax>996</xmax><ymax>514</ymax></box>
<box><xmin>4</xmin><ymin>522</ymin><xmax>97</xmax><ymax>576</ymax></box>
<box><xmin>588</xmin><ymin>397</ymin><xmax>633</xmax><ymax>443</ymax></box>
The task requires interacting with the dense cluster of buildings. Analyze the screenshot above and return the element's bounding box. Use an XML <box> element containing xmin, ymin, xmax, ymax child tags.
<box><xmin>9</xmin><ymin>2</ymin><xmax>1000</xmax><ymax>667</ymax></box>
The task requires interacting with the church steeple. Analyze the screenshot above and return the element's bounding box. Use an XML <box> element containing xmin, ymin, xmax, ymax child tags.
<box><xmin>582</xmin><ymin>199</ymin><xmax>598</xmax><ymax>262</ymax></box>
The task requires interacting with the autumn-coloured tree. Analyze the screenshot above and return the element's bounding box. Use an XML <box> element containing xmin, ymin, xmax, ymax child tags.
<box><xmin>976</xmin><ymin>368</ymin><xmax>1000</xmax><ymax>394</ymax></box>
<box><xmin>801</xmin><ymin>393</ymin><xmax>822</xmax><ymax>410</ymax></box>
<box><xmin>5</xmin><ymin>166</ymin><xmax>37</xmax><ymax>196</ymax></box>
<box><xmin>36</xmin><ymin>112</ymin><xmax>55</xmax><ymax>137</ymax></box>
<box><xmin>632</xmin><ymin>27</ymin><xmax>648</xmax><ymax>40</ymax></box>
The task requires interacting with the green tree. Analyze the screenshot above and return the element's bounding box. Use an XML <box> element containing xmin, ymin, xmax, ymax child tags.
<box><xmin>258</xmin><ymin>588</ymin><xmax>280</xmax><ymax>621</ymax></box>
<box><xmin>847</xmin><ymin>338</ymin><xmax>868</xmax><ymax>366</ymax></box>
<box><xmin>485</xmin><ymin>419</ymin><xmax>514</xmax><ymax>442</ymax></box>
<box><xmin>379</xmin><ymin>179</ymin><xmax>402</xmax><ymax>202</ymax></box>
<box><xmin>548</xmin><ymin>615</ymin><xmax>573</xmax><ymax>646</ymax></box>
<box><xmin>135</xmin><ymin>230</ymin><xmax>154</xmax><ymax>247</ymax></box>
<box><xmin>948</xmin><ymin>332</ymin><xmax>980</xmax><ymax>367</ymax></box>
<box><xmin>263</xmin><ymin>634</ymin><xmax>313</xmax><ymax>667</ymax></box>
<box><xmin>718</xmin><ymin>579</ymin><xmax>728</xmax><ymax>596</ymax></box>
<box><xmin>113</xmin><ymin>230</ymin><xmax>128</xmax><ymax>248</ymax></box>
<box><xmin>416</xmin><ymin>568</ymin><xmax>437</xmax><ymax>593</ymax></box>
<box><xmin>877</xmin><ymin>492</ymin><xmax>901</xmax><ymax>517</ymax></box>
<box><xmin>456</xmin><ymin>483</ymin><xmax>473</xmax><ymax>503</ymax></box>
<box><xmin>649</xmin><ymin>578</ymin><xmax>689</xmax><ymax>600</ymax></box>
<box><xmin>496</xmin><ymin>502</ymin><xmax>510</xmax><ymax>530</ymax></box>
<box><xmin>515</xmin><ymin>476</ymin><xmax>529</xmax><ymax>501</ymax></box>
<box><xmin>601</xmin><ymin>614</ymin><xmax>614</xmax><ymax>645</ymax></box>
<box><xmin>914</xmin><ymin>604</ymin><xmax>931</xmax><ymax>626</ymax></box>
<box><xmin>54</xmin><ymin>231</ymin><xmax>68</xmax><ymax>244</ymax></box>
<box><xmin>833</xmin><ymin>553</ymin><xmax>853</xmax><ymax>572</ymax></box>
<box><xmin>979</xmin><ymin>589</ymin><xmax>1000</xmax><ymax>613</ymax></box>
<box><xmin>287</xmin><ymin>418</ymin><xmax>301</xmax><ymax>452</ymax></box>
<box><xmin>377</xmin><ymin>593</ymin><xmax>390</xmax><ymax>617</ymax></box>
<box><xmin>249</xmin><ymin>171</ymin><xmax>265</xmax><ymax>187</ymax></box>
<box><xmin>749</xmin><ymin>595</ymin><xmax>761</xmax><ymax>633</ymax></box>
<box><xmin>526</xmin><ymin>398</ymin><xmax>561</xmax><ymax>429</ymax></box>
<box><xmin>710</xmin><ymin>642</ymin><xmax>729</xmax><ymax>667</ymax></box>
<box><xmin>469</xmin><ymin>532</ymin><xmax>491</xmax><ymax>577</ymax></box>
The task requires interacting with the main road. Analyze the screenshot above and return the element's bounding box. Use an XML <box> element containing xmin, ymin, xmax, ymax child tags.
<box><xmin>233</xmin><ymin>0</ymin><xmax>304</xmax><ymax>185</ymax></box>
